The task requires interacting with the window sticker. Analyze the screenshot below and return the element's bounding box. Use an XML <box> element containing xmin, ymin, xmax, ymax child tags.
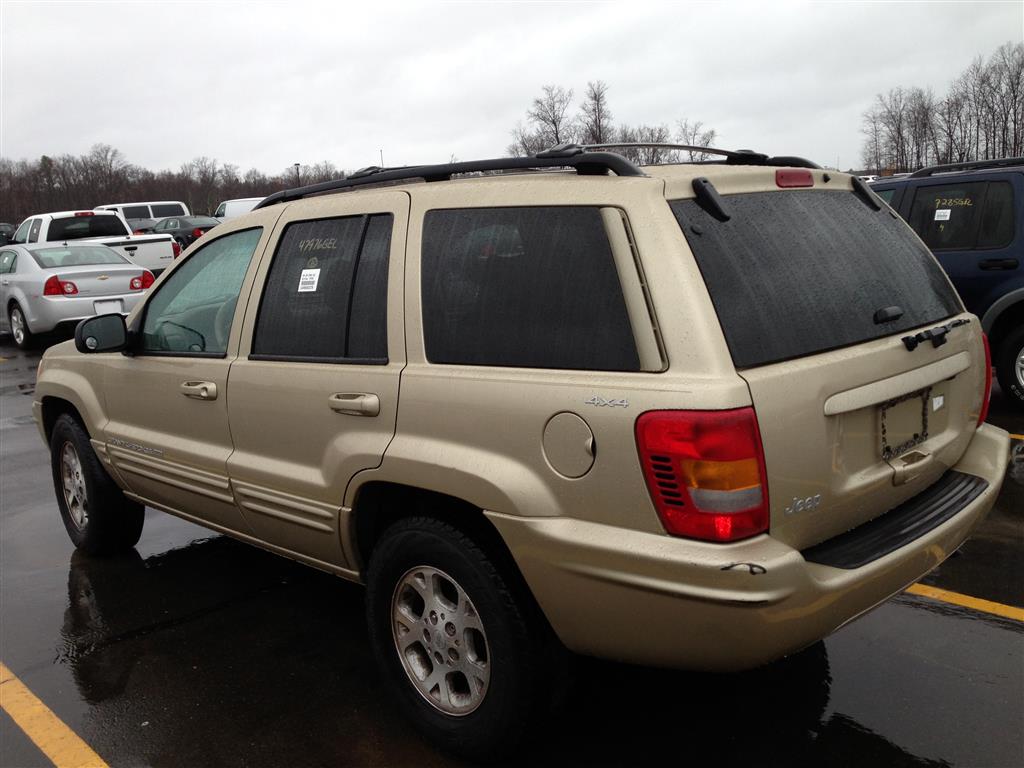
<box><xmin>298</xmin><ymin>268</ymin><xmax>320</xmax><ymax>292</ymax></box>
<box><xmin>934</xmin><ymin>209</ymin><xmax>951</xmax><ymax>221</ymax></box>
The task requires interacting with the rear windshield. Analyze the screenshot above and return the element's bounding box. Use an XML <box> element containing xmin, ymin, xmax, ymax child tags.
<box><xmin>670</xmin><ymin>189</ymin><xmax>961</xmax><ymax>369</ymax></box>
<box><xmin>152</xmin><ymin>203</ymin><xmax>187</xmax><ymax>217</ymax></box>
<box><xmin>31</xmin><ymin>246</ymin><xmax>128</xmax><ymax>268</ymax></box>
<box><xmin>185</xmin><ymin>216</ymin><xmax>220</xmax><ymax>227</ymax></box>
<box><xmin>48</xmin><ymin>215</ymin><xmax>129</xmax><ymax>241</ymax></box>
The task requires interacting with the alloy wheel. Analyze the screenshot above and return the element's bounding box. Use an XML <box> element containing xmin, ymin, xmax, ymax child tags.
<box><xmin>60</xmin><ymin>442</ymin><xmax>89</xmax><ymax>529</ymax></box>
<box><xmin>391</xmin><ymin>566</ymin><xmax>491</xmax><ymax>716</ymax></box>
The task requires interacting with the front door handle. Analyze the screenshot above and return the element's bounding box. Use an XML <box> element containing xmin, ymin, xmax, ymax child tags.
<box><xmin>180</xmin><ymin>381</ymin><xmax>218</xmax><ymax>400</ymax></box>
<box><xmin>328</xmin><ymin>392</ymin><xmax>380</xmax><ymax>417</ymax></box>
<box><xmin>979</xmin><ymin>258</ymin><xmax>1018</xmax><ymax>270</ymax></box>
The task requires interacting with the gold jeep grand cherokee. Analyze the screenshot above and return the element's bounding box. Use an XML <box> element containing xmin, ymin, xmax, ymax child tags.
<box><xmin>34</xmin><ymin>144</ymin><xmax>1010</xmax><ymax>760</ymax></box>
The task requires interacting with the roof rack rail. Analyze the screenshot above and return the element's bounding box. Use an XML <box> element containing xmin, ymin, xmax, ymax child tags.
<box><xmin>908</xmin><ymin>156</ymin><xmax>1024</xmax><ymax>178</ymax></box>
<box><xmin>582</xmin><ymin>143</ymin><xmax>821</xmax><ymax>169</ymax></box>
<box><xmin>254</xmin><ymin>147</ymin><xmax>645</xmax><ymax>210</ymax></box>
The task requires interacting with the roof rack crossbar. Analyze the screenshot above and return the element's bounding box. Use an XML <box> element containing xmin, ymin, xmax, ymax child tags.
<box><xmin>254</xmin><ymin>150</ymin><xmax>645</xmax><ymax>209</ymax></box>
<box><xmin>908</xmin><ymin>156</ymin><xmax>1024</xmax><ymax>178</ymax></box>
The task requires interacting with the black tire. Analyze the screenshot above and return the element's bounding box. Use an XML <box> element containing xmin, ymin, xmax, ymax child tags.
<box><xmin>994</xmin><ymin>325</ymin><xmax>1024</xmax><ymax>412</ymax></box>
<box><xmin>9</xmin><ymin>302</ymin><xmax>35</xmax><ymax>350</ymax></box>
<box><xmin>365</xmin><ymin>516</ymin><xmax>558</xmax><ymax>762</ymax></box>
<box><xmin>50</xmin><ymin>414</ymin><xmax>144</xmax><ymax>555</ymax></box>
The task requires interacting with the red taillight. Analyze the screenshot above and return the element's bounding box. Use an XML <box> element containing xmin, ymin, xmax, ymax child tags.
<box><xmin>133</xmin><ymin>229</ymin><xmax>146</xmax><ymax>234</ymax></box>
<box><xmin>172</xmin><ymin>241</ymin><xmax>182</xmax><ymax>258</ymax></box>
<box><xmin>978</xmin><ymin>333</ymin><xmax>993</xmax><ymax>426</ymax></box>
<box><xmin>192</xmin><ymin>228</ymin><xmax>204</xmax><ymax>239</ymax></box>
<box><xmin>130</xmin><ymin>271</ymin><xmax>155</xmax><ymax>291</ymax></box>
<box><xmin>74</xmin><ymin>211</ymin><xmax>95</xmax><ymax>217</ymax></box>
<box><xmin>636</xmin><ymin>408</ymin><xmax>769</xmax><ymax>542</ymax></box>
<box><xmin>775</xmin><ymin>169</ymin><xmax>813</xmax><ymax>188</ymax></box>
<box><xmin>43</xmin><ymin>275</ymin><xmax>78</xmax><ymax>295</ymax></box>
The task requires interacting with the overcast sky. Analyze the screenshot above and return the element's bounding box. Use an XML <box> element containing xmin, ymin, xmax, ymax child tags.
<box><xmin>2</xmin><ymin>1</ymin><xmax>1021</xmax><ymax>174</ymax></box>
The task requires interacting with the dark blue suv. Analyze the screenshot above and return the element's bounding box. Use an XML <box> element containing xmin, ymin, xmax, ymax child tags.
<box><xmin>872</xmin><ymin>158</ymin><xmax>1024</xmax><ymax>411</ymax></box>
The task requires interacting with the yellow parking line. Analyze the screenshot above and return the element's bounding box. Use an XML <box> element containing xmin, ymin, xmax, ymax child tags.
<box><xmin>0</xmin><ymin>662</ymin><xmax>108</xmax><ymax>768</ymax></box>
<box><xmin>1008</xmin><ymin>433</ymin><xmax>1024</xmax><ymax>441</ymax></box>
<box><xmin>906</xmin><ymin>583</ymin><xmax>1024</xmax><ymax>622</ymax></box>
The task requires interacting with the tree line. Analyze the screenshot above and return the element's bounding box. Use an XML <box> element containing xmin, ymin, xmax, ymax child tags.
<box><xmin>0</xmin><ymin>146</ymin><xmax>345</xmax><ymax>225</ymax></box>
<box><xmin>861</xmin><ymin>41</ymin><xmax>1024</xmax><ymax>174</ymax></box>
<box><xmin>508</xmin><ymin>81</ymin><xmax>717</xmax><ymax>165</ymax></box>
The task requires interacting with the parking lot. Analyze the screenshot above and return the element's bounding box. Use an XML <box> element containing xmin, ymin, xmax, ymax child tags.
<box><xmin>0</xmin><ymin>334</ymin><xmax>1021</xmax><ymax>768</ymax></box>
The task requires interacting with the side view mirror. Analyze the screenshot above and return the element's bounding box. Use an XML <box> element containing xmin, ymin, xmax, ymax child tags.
<box><xmin>75</xmin><ymin>314</ymin><xmax>128</xmax><ymax>353</ymax></box>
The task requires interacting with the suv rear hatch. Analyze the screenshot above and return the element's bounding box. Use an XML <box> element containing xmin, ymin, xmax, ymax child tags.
<box><xmin>669</xmin><ymin>172</ymin><xmax>987</xmax><ymax>551</ymax></box>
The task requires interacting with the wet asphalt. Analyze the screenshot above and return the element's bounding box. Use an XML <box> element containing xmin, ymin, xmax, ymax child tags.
<box><xmin>0</xmin><ymin>336</ymin><xmax>1021</xmax><ymax>768</ymax></box>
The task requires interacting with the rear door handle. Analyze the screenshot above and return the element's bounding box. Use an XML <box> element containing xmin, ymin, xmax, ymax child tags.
<box><xmin>180</xmin><ymin>381</ymin><xmax>218</xmax><ymax>400</ymax></box>
<box><xmin>978</xmin><ymin>258</ymin><xmax>1018</xmax><ymax>270</ymax></box>
<box><xmin>328</xmin><ymin>392</ymin><xmax>380</xmax><ymax>417</ymax></box>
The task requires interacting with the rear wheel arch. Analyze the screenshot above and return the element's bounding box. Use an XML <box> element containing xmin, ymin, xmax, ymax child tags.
<box><xmin>986</xmin><ymin>297</ymin><xmax>1024</xmax><ymax>352</ymax></box>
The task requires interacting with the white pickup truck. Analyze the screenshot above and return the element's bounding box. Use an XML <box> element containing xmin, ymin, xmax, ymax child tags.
<box><xmin>11</xmin><ymin>210</ymin><xmax>179</xmax><ymax>274</ymax></box>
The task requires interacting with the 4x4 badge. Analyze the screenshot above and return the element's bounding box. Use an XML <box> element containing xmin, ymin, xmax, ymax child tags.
<box><xmin>584</xmin><ymin>397</ymin><xmax>629</xmax><ymax>408</ymax></box>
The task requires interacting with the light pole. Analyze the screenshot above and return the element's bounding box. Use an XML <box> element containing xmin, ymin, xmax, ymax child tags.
<box><xmin>379</xmin><ymin>149</ymin><xmax>384</xmax><ymax>167</ymax></box>
<box><xmin>293</xmin><ymin>162</ymin><xmax>300</xmax><ymax>186</ymax></box>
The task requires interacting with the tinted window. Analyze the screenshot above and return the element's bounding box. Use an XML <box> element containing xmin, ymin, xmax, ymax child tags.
<box><xmin>908</xmin><ymin>182</ymin><xmax>984</xmax><ymax>250</ymax></box>
<box><xmin>31</xmin><ymin>246</ymin><xmax>128</xmax><ymax>268</ymax></box>
<box><xmin>252</xmin><ymin>214</ymin><xmax>392</xmax><ymax>362</ymax></box>
<box><xmin>875</xmin><ymin>188</ymin><xmax>896</xmax><ymax>204</ymax></box>
<box><xmin>422</xmin><ymin>207</ymin><xmax>639</xmax><ymax>371</ymax></box>
<box><xmin>152</xmin><ymin>203</ymin><xmax>187</xmax><ymax>217</ymax></box>
<box><xmin>671</xmin><ymin>190</ymin><xmax>961</xmax><ymax>369</ymax></box>
<box><xmin>48</xmin><ymin>215</ymin><xmax>128</xmax><ymax>241</ymax></box>
<box><xmin>977</xmin><ymin>181</ymin><xmax>1015</xmax><ymax>248</ymax></box>
<box><xmin>28</xmin><ymin>219</ymin><xmax>41</xmax><ymax>243</ymax></box>
<box><xmin>123</xmin><ymin>205</ymin><xmax>151</xmax><ymax>219</ymax></box>
<box><xmin>142</xmin><ymin>228</ymin><xmax>262</xmax><ymax>355</ymax></box>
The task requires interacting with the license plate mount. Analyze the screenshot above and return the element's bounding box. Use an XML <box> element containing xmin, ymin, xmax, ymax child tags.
<box><xmin>879</xmin><ymin>387</ymin><xmax>931</xmax><ymax>460</ymax></box>
<box><xmin>93</xmin><ymin>299</ymin><xmax>123</xmax><ymax>315</ymax></box>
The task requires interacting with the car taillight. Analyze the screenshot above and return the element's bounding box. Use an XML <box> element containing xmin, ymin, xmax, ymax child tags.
<box><xmin>978</xmin><ymin>333</ymin><xmax>992</xmax><ymax>426</ymax></box>
<box><xmin>192</xmin><ymin>228</ymin><xmax>204</xmax><ymax>239</ymax></box>
<box><xmin>172</xmin><ymin>240</ymin><xmax>182</xmax><ymax>258</ymax></box>
<box><xmin>635</xmin><ymin>408</ymin><xmax>769</xmax><ymax>542</ymax></box>
<box><xmin>43</xmin><ymin>275</ymin><xmax>78</xmax><ymax>296</ymax></box>
<box><xmin>130</xmin><ymin>271</ymin><xmax>155</xmax><ymax>291</ymax></box>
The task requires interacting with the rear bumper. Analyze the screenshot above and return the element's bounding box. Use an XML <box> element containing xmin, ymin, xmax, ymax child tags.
<box><xmin>25</xmin><ymin>293</ymin><xmax>142</xmax><ymax>334</ymax></box>
<box><xmin>487</xmin><ymin>423</ymin><xmax>1010</xmax><ymax>671</ymax></box>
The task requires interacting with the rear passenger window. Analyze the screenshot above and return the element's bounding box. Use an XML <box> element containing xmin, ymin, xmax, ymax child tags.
<box><xmin>908</xmin><ymin>182</ymin><xmax>985</xmax><ymax>250</ymax></box>
<box><xmin>251</xmin><ymin>214</ymin><xmax>392</xmax><ymax>362</ymax></box>
<box><xmin>977</xmin><ymin>182</ymin><xmax>1015</xmax><ymax>248</ymax></box>
<box><xmin>152</xmin><ymin>203</ymin><xmax>187</xmax><ymax>217</ymax></box>
<box><xmin>421</xmin><ymin>207</ymin><xmax>640</xmax><ymax>371</ymax></box>
<box><xmin>123</xmin><ymin>206</ymin><xmax>151</xmax><ymax>219</ymax></box>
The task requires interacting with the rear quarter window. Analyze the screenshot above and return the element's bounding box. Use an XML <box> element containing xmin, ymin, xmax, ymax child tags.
<box><xmin>421</xmin><ymin>206</ymin><xmax>640</xmax><ymax>371</ymax></box>
<box><xmin>671</xmin><ymin>189</ymin><xmax>961</xmax><ymax>369</ymax></box>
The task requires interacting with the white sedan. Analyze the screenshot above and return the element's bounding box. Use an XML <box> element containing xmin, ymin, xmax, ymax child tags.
<box><xmin>0</xmin><ymin>242</ymin><xmax>154</xmax><ymax>349</ymax></box>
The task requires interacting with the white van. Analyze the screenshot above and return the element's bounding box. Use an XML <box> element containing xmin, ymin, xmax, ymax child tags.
<box><xmin>94</xmin><ymin>201</ymin><xmax>190</xmax><ymax>227</ymax></box>
<box><xmin>213</xmin><ymin>197</ymin><xmax>266</xmax><ymax>221</ymax></box>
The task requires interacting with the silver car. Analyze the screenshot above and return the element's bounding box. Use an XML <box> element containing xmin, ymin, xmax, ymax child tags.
<box><xmin>0</xmin><ymin>243</ymin><xmax>152</xmax><ymax>349</ymax></box>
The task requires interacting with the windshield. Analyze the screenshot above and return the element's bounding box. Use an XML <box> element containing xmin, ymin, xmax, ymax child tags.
<box><xmin>670</xmin><ymin>189</ymin><xmax>961</xmax><ymax>369</ymax></box>
<box><xmin>48</xmin><ymin>215</ymin><xmax>130</xmax><ymax>241</ymax></box>
<box><xmin>31</xmin><ymin>246</ymin><xmax>129</xmax><ymax>269</ymax></box>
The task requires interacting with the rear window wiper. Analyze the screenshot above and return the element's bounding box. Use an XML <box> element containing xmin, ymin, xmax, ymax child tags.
<box><xmin>691</xmin><ymin>177</ymin><xmax>731</xmax><ymax>222</ymax></box>
<box><xmin>902</xmin><ymin>318</ymin><xmax>970</xmax><ymax>351</ymax></box>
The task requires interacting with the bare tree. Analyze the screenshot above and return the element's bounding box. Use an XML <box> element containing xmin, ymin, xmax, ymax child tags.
<box><xmin>526</xmin><ymin>84</ymin><xmax>576</xmax><ymax>148</ymax></box>
<box><xmin>676</xmin><ymin>119</ymin><xmax>717</xmax><ymax>161</ymax></box>
<box><xmin>579</xmin><ymin>80</ymin><xmax>614</xmax><ymax>145</ymax></box>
